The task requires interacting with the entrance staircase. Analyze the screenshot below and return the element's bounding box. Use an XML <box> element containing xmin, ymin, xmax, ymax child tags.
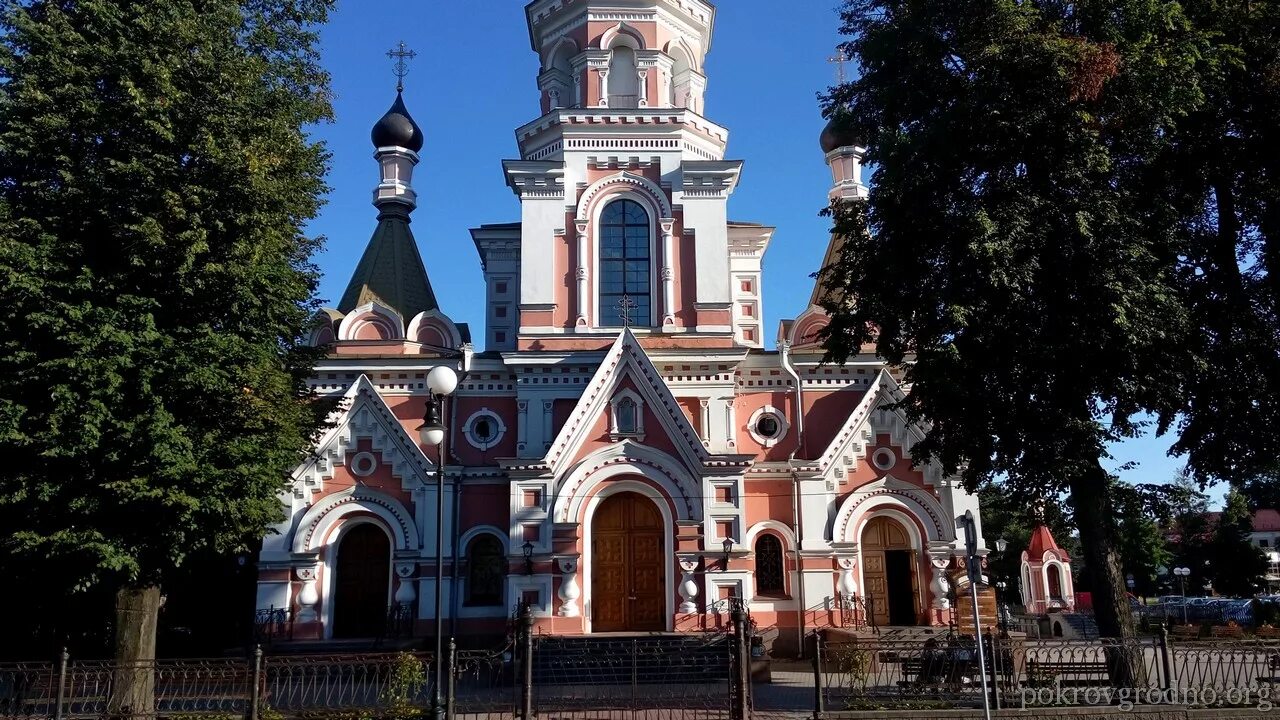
<box><xmin>1060</xmin><ymin>613</ymin><xmax>1100</xmax><ymax>639</ymax></box>
<box><xmin>533</xmin><ymin>633</ymin><xmax>733</xmax><ymax>685</ymax></box>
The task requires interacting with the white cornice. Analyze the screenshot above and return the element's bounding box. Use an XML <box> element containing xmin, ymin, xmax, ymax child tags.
<box><xmin>503</xmin><ymin>160</ymin><xmax>566</xmax><ymax>199</ymax></box>
<box><xmin>515</xmin><ymin>109</ymin><xmax>729</xmax><ymax>162</ymax></box>
<box><xmin>526</xmin><ymin>0</ymin><xmax>715</xmax><ymax>57</ymax></box>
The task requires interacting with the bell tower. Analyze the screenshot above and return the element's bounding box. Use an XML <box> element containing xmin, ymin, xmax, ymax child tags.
<box><xmin>473</xmin><ymin>0</ymin><xmax>772</xmax><ymax>352</ymax></box>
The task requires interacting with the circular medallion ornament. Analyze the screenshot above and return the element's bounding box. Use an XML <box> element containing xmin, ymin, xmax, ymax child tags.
<box><xmin>350</xmin><ymin>452</ymin><xmax>378</xmax><ymax>477</ymax></box>
<box><xmin>871</xmin><ymin>448</ymin><xmax>896</xmax><ymax>471</ymax></box>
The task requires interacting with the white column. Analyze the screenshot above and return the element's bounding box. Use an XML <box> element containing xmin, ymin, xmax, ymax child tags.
<box><xmin>637</xmin><ymin>69</ymin><xmax>649</xmax><ymax>107</ymax></box>
<box><xmin>837</xmin><ymin>557</ymin><xmax>859</xmax><ymax>598</ymax></box>
<box><xmin>542</xmin><ymin>400</ymin><xmax>555</xmax><ymax>451</ymax></box>
<box><xmin>698</xmin><ymin>399</ymin><xmax>710</xmax><ymax>447</ymax></box>
<box><xmin>576</xmin><ymin>219</ymin><xmax>590</xmax><ymax>328</ymax></box>
<box><xmin>597</xmin><ymin>68</ymin><xmax>609</xmax><ymax>107</ymax></box>
<box><xmin>395</xmin><ymin>562</ymin><xmax>418</xmax><ymax>607</ymax></box>
<box><xmin>929</xmin><ymin>544</ymin><xmax>954</xmax><ymax>609</ymax></box>
<box><xmin>516</xmin><ymin>400</ymin><xmax>529</xmax><ymax>455</ymax></box>
<box><xmin>660</xmin><ymin>218</ymin><xmax>676</xmax><ymax>328</ymax></box>
<box><xmin>678</xmin><ymin>558</ymin><xmax>699</xmax><ymax>614</ymax></box>
<box><xmin>557</xmin><ymin>558</ymin><xmax>581</xmax><ymax>617</ymax></box>
<box><xmin>296</xmin><ymin>566</ymin><xmax>320</xmax><ymax>622</ymax></box>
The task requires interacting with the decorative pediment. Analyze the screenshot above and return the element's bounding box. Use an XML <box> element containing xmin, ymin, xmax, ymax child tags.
<box><xmin>544</xmin><ymin>329</ymin><xmax>711</xmax><ymax>476</ymax></box>
<box><xmin>830</xmin><ymin>475</ymin><xmax>953</xmax><ymax>544</ymax></box>
<box><xmin>814</xmin><ymin>370</ymin><xmax>942</xmax><ymax>488</ymax></box>
<box><xmin>291</xmin><ymin>375</ymin><xmax>433</xmax><ymax>502</ymax></box>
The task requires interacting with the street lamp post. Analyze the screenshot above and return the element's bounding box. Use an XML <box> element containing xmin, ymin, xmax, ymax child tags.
<box><xmin>994</xmin><ymin>538</ymin><xmax>1009</xmax><ymax>633</ymax></box>
<box><xmin>417</xmin><ymin>366</ymin><xmax>459</xmax><ymax>720</ymax></box>
<box><xmin>1173</xmin><ymin>567</ymin><xmax>1191</xmax><ymax>624</ymax></box>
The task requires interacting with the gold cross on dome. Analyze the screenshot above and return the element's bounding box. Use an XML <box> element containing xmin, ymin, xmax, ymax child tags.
<box><xmin>617</xmin><ymin>295</ymin><xmax>639</xmax><ymax>329</ymax></box>
<box><xmin>387</xmin><ymin>41</ymin><xmax>417</xmax><ymax>93</ymax></box>
<box><xmin>827</xmin><ymin>48</ymin><xmax>850</xmax><ymax>84</ymax></box>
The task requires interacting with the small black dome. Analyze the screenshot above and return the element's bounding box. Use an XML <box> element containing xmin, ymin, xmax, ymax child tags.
<box><xmin>371</xmin><ymin>93</ymin><xmax>424</xmax><ymax>152</ymax></box>
<box><xmin>820</xmin><ymin>116</ymin><xmax>863</xmax><ymax>153</ymax></box>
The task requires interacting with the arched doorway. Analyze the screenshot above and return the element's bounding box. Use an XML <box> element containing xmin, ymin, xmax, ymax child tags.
<box><xmin>332</xmin><ymin>523</ymin><xmax>391</xmax><ymax>638</ymax></box>
<box><xmin>861</xmin><ymin>516</ymin><xmax>920</xmax><ymax>626</ymax></box>
<box><xmin>591</xmin><ymin>492</ymin><xmax>665</xmax><ymax>632</ymax></box>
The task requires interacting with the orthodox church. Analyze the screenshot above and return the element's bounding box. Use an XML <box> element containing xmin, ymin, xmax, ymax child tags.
<box><xmin>254</xmin><ymin>0</ymin><xmax>987</xmax><ymax>653</ymax></box>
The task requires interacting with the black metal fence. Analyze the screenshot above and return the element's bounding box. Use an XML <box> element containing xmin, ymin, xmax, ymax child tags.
<box><xmin>14</xmin><ymin>623</ymin><xmax>1280</xmax><ymax>719</ymax></box>
<box><xmin>751</xmin><ymin>631</ymin><xmax>1280</xmax><ymax>716</ymax></box>
<box><xmin>0</xmin><ymin>603</ymin><xmax>750</xmax><ymax>720</ymax></box>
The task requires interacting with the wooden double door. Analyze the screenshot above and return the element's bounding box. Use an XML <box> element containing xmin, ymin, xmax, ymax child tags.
<box><xmin>591</xmin><ymin>492</ymin><xmax>666</xmax><ymax>632</ymax></box>
<box><xmin>861</xmin><ymin>516</ymin><xmax>921</xmax><ymax>626</ymax></box>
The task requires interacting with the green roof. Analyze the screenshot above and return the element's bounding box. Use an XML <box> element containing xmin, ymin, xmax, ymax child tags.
<box><xmin>338</xmin><ymin>212</ymin><xmax>438</xmax><ymax>321</ymax></box>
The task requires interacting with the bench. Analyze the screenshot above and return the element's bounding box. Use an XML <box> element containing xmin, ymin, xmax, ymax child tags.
<box><xmin>898</xmin><ymin>657</ymin><xmax>953</xmax><ymax>693</ymax></box>
<box><xmin>1170</xmin><ymin>625</ymin><xmax>1201</xmax><ymax>640</ymax></box>
<box><xmin>1257</xmin><ymin>626</ymin><xmax>1280</xmax><ymax>639</ymax></box>
<box><xmin>1026</xmin><ymin>660</ymin><xmax>1111</xmax><ymax>688</ymax></box>
<box><xmin>1211</xmin><ymin>625</ymin><xmax>1244</xmax><ymax>639</ymax></box>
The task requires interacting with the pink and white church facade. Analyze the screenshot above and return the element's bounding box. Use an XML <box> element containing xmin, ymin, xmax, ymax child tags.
<box><xmin>255</xmin><ymin>0</ymin><xmax>987</xmax><ymax>651</ymax></box>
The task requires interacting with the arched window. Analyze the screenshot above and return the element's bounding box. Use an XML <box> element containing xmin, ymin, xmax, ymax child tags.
<box><xmin>466</xmin><ymin>535</ymin><xmax>505</xmax><ymax>607</ymax></box>
<box><xmin>608</xmin><ymin>46</ymin><xmax>640</xmax><ymax>108</ymax></box>
<box><xmin>1047</xmin><ymin>564</ymin><xmax>1063</xmax><ymax>600</ymax></box>
<box><xmin>669</xmin><ymin>44</ymin><xmax>694</xmax><ymax>109</ymax></box>
<box><xmin>599</xmin><ymin>199</ymin><xmax>651</xmax><ymax>327</ymax></box>
<box><xmin>755</xmin><ymin>534</ymin><xmax>785</xmax><ymax>597</ymax></box>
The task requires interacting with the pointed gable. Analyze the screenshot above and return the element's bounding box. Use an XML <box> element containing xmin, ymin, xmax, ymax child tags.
<box><xmin>291</xmin><ymin>375</ymin><xmax>433</xmax><ymax>502</ymax></box>
<box><xmin>544</xmin><ymin>329</ymin><xmax>711</xmax><ymax>475</ymax></box>
<box><xmin>811</xmin><ymin>370</ymin><xmax>942</xmax><ymax>488</ymax></box>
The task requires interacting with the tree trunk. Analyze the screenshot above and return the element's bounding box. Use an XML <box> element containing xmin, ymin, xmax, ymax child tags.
<box><xmin>110</xmin><ymin>585</ymin><xmax>161</xmax><ymax>719</ymax></box>
<box><xmin>1070</xmin><ymin>464</ymin><xmax>1148</xmax><ymax>687</ymax></box>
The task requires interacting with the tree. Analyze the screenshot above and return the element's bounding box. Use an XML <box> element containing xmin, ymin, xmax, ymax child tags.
<box><xmin>1162</xmin><ymin>0</ymin><xmax>1280</xmax><ymax>490</ymax></box>
<box><xmin>1208</xmin><ymin>490</ymin><xmax>1268</xmax><ymax>597</ymax></box>
<box><xmin>1110</xmin><ymin>482</ymin><xmax>1176</xmax><ymax>599</ymax></box>
<box><xmin>1167</xmin><ymin>474</ymin><xmax>1214</xmax><ymax>595</ymax></box>
<box><xmin>1238</xmin><ymin>470</ymin><xmax>1280</xmax><ymax>512</ymax></box>
<box><xmin>0</xmin><ymin>0</ymin><xmax>333</xmax><ymax>702</ymax></box>
<box><xmin>819</xmin><ymin>0</ymin><xmax>1207</xmax><ymax>659</ymax></box>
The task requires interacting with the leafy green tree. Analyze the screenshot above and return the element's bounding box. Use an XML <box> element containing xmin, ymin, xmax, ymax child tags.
<box><xmin>1209</xmin><ymin>490</ymin><xmax>1268</xmax><ymax>597</ymax></box>
<box><xmin>1238</xmin><ymin>470</ymin><xmax>1280</xmax><ymax>512</ymax></box>
<box><xmin>819</xmin><ymin>0</ymin><xmax>1206</xmax><ymax>650</ymax></box>
<box><xmin>0</xmin><ymin>0</ymin><xmax>333</xmax><ymax>689</ymax></box>
<box><xmin>1163</xmin><ymin>0</ymin><xmax>1280</xmax><ymax>489</ymax></box>
<box><xmin>1110</xmin><ymin>482</ymin><xmax>1175</xmax><ymax>599</ymax></box>
<box><xmin>1164</xmin><ymin>468</ymin><xmax>1213</xmax><ymax>594</ymax></box>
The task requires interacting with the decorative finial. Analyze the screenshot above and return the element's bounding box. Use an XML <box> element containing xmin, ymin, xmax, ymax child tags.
<box><xmin>617</xmin><ymin>295</ymin><xmax>638</xmax><ymax>329</ymax></box>
<box><xmin>387</xmin><ymin>41</ymin><xmax>417</xmax><ymax>93</ymax></box>
<box><xmin>827</xmin><ymin>47</ymin><xmax>850</xmax><ymax>85</ymax></box>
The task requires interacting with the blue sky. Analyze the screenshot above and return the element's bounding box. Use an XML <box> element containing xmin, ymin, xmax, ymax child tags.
<box><xmin>305</xmin><ymin>1</ymin><xmax>1212</xmax><ymax>505</ymax></box>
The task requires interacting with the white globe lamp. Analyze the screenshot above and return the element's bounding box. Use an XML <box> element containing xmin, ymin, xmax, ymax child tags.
<box><xmin>426</xmin><ymin>366</ymin><xmax>459</xmax><ymax>397</ymax></box>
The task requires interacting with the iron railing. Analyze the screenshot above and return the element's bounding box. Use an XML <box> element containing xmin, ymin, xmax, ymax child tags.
<box><xmin>16</xmin><ymin>631</ymin><xmax>1280</xmax><ymax>718</ymax></box>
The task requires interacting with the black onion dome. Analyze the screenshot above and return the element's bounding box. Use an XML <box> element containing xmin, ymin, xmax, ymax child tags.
<box><xmin>820</xmin><ymin>116</ymin><xmax>863</xmax><ymax>153</ymax></box>
<box><xmin>371</xmin><ymin>92</ymin><xmax>424</xmax><ymax>152</ymax></box>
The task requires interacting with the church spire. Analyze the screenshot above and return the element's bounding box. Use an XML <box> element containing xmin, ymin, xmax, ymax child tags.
<box><xmin>338</xmin><ymin>45</ymin><xmax>438</xmax><ymax>321</ymax></box>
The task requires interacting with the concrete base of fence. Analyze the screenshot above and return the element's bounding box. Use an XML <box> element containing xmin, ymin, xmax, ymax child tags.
<box><xmin>777</xmin><ymin>708</ymin><xmax>1280</xmax><ymax>720</ymax></box>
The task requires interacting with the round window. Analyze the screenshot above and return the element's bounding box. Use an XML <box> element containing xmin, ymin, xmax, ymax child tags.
<box><xmin>464</xmin><ymin>411</ymin><xmax>505</xmax><ymax>451</ymax></box>
<box><xmin>473</xmin><ymin>418</ymin><xmax>497</xmax><ymax>443</ymax></box>
<box><xmin>756</xmin><ymin>415</ymin><xmax>781</xmax><ymax>439</ymax></box>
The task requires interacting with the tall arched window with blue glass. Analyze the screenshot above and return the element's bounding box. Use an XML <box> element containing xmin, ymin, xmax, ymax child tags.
<box><xmin>599</xmin><ymin>199</ymin><xmax>651</xmax><ymax>327</ymax></box>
